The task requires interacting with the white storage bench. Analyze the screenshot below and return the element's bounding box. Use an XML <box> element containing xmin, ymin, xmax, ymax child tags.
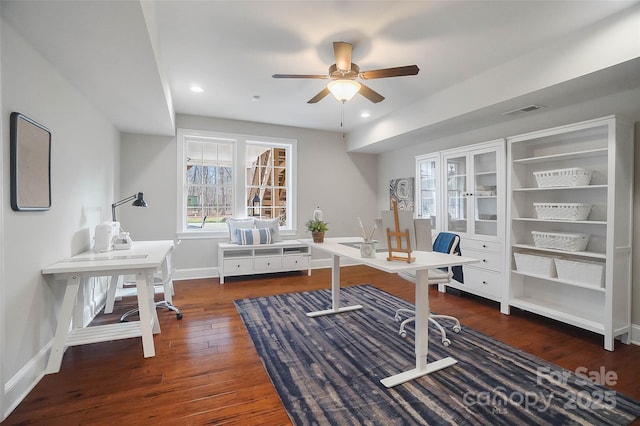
<box><xmin>218</xmin><ymin>240</ymin><xmax>311</xmax><ymax>284</ymax></box>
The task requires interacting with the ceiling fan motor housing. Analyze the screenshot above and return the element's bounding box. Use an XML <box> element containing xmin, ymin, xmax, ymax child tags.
<box><xmin>329</xmin><ymin>63</ymin><xmax>360</xmax><ymax>80</ymax></box>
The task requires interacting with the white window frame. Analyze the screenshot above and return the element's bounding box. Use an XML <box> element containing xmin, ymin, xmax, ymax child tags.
<box><xmin>177</xmin><ymin>128</ymin><xmax>297</xmax><ymax>239</ymax></box>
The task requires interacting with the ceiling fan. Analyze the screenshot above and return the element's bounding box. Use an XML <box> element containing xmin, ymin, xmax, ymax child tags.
<box><xmin>272</xmin><ymin>41</ymin><xmax>419</xmax><ymax>104</ymax></box>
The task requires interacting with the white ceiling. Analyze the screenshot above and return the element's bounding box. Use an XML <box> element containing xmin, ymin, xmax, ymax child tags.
<box><xmin>2</xmin><ymin>0</ymin><xmax>639</xmax><ymax>152</ymax></box>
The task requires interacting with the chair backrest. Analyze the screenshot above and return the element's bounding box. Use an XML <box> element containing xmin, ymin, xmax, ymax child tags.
<box><xmin>432</xmin><ymin>232</ymin><xmax>460</xmax><ymax>255</ymax></box>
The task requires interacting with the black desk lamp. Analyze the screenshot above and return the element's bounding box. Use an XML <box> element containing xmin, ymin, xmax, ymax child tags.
<box><xmin>112</xmin><ymin>192</ymin><xmax>147</xmax><ymax>221</ymax></box>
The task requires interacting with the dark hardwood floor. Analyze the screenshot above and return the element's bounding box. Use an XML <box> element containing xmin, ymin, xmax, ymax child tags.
<box><xmin>4</xmin><ymin>265</ymin><xmax>640</xmax><ymax>425</ymax></box>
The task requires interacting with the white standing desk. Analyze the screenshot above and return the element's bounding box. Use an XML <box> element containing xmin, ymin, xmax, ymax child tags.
<box><xmin>299</xmin><ymin>237</ymin><xmax>478</xmax><ymax>388</ymax></box>
<box><xmin>41</xmin><ymin>240</ymin><xmax>175</xmax><ymax>374</ymax></box>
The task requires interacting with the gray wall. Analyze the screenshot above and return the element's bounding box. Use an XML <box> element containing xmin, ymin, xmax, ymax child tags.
<box><xmin>378</xmin><ymin>86</ymin><xmax>640</xmax><ymax>328</ymax></box>
<box><xmin>119</xmin><ymin>114</ymin><xmax>379</xmax><ymax>277</ymax></box>
<box><xmin>1</xmin><ymin>19</ymin><xmax>120</xmax><ymax>417</ymax></box>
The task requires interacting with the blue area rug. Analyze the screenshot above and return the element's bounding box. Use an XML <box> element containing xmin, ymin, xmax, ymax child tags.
<box><xmin>234</xmin><ymin>285</ymin><xmax>640</xmax><ymax>425</ymax></box>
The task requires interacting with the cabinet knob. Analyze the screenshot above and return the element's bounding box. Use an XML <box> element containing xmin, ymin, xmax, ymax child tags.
<box><xmin>482</xmin><ymin>244</ymin><xmax>487</xmax><ymax>248</ymax></box>
<box><xmin>482</xmin><ymin>281</ymin><xmax>487</xmax><ymax>285</ymax></box>
<box><xmin>482</xmin><ymin>259</ymin><xmax>487</xmax><ymax>263</ymax></box>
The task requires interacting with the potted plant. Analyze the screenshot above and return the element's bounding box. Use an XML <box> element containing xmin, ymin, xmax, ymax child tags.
<box><xmin>306</xmin><ymin>218</ymin><xmax>328</xmax><ymax>243</ymax></box>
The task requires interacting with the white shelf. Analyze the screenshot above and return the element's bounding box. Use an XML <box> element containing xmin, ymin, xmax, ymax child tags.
<box><xmin>511</xmin><ymin>217</ymin><xmax>607</xmax><ymax>225</ymax></box>
<box><xmin>513</xmin><ymin>148</ymin><xmax>608</xmax><ymax>165</ymax></box>
<box><xmin>511</xmin><ymin>243</ymin><xmax>605</xmax><ymax>259</ymax></box>
<box><xmin>512</xmin><ymin>185</ymin><xmax>607</xmax><ymax>192</ymax></box>
<box><xmin>509</xmin><ymin>297</ymin><xmax>604</xmax><ymax>334</ymax></box>
<box><xmin>475</xmin><ymin>171</ymin><xmax>497</xmax><ymax>176</ymax></box>
<box><xmin>506</xmin><ymin>116</ymin><xmax>632</xmax><ymax>351</ymax></box>
<box><xmin>511</xmin><ymin>270</ymin><xmax>606</xmax><ymax>292</ymax></box>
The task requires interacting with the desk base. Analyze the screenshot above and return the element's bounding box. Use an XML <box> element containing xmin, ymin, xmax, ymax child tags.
<box><xmin>380</xmin><ymin>356</ymin><xmax>457</xmax><ymax>388</ymax></box>
<box><xmin>306</xmin><ymin>304</ymin><xmax>363</xmax><ymax>318</ymax></box>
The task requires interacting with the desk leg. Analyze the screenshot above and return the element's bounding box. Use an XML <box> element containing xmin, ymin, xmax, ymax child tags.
<box><xmin>135</xmin><ymin>270</ymin><xmax>160</xmax><ymax>358</ymax></box>
<box><xmin>104</xmin><ymin>274</ymin><xmax>120</xmax><ymax>314</ymax></box>
<box><xmin>306</xmin><ymin>254</ymin><xmax>363</xmax><ymax>318</ymax></box>
<box><xmin>46</xmin><ymin>276</ymin><xmax>81</xmax><ymax>374</ymax></box>
<box><xmin>381</xmin><ymin>269</ymin><xmax>457</xmax><ymax>387</ymax></box>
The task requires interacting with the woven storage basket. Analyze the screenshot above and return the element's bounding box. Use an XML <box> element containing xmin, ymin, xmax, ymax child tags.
<box><xmin>554</xmin><ymin>258</ymin><xmax>604</xmax><ymax>287</ymax></box>
<box><xmin>533</xmin><ymin>203</ymin><xmax>591</xmax><ymax>221</ymax></box>
<box><xmin>533</xmin><ymin>167</ymin><xmax>592</xmax><ymax>188</ymax></box>
<box><xmin>531</xmin><ymin>231</ymin><xmax>590</xmax><ymax>251</ymax></box>
<box><xmin>513</xmin><ymin>253</ymin><xmax>556</xmax><ymax>277</ymax></box>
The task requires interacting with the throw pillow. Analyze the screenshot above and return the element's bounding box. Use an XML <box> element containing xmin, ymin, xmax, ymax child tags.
<box><xmin>237</xmin><ymin>227</ymin><xmax>272</xmax><ymax>245</ymax></box>
<box><xmin>254</xmin><ymin>218</ymin><xmax>281</xmax><ymax>242</ymax></box>
<box><xmin>226</xmin><ymin>218</ymin><xmax>255</xmax><ymax>243</ymax></box>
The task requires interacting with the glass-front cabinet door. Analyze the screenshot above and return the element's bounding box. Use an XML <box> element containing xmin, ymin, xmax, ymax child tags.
<box><xmin>415</xmin><ymin>153</ymin><xmax>440</xmax><ymax>231</ymax></box>
<box><xmin>444</xmin><ymin>153</ymin><xmax>468</xmax><ymax>234</ymax></box>
<box><xmin>442</xmin><ymin>144</ymin><xmax>503</xmax><ymax>240</ymax></box>
<box><xmin>473</xmin><ymin>149</ymin><xmax>498</xmax><ymax>237</ymax></box>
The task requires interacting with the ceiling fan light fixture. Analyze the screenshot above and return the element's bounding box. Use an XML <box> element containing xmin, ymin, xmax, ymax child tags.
<box><xmin>328</xmin><ymin>79</ymin><xmax>361</xmax><ymax>102</ymax></box>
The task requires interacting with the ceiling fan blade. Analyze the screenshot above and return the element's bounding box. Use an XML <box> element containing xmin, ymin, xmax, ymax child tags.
<box><xmin>359</xmin><ymin>83</ymin><xmax>385</xmax><ymax>103</ymax></box>
<box><xmin>272</xmin><ymin>74</ymin><xmax>328</xmax><ymax>79</ymax></box>
<box><xmin>307</xmin><ymin>87</ymin><xmax>331</xmax><ymax>104</ymax></box>
<box><xmin>333</xmin><ymin>42</ymin><xmax>352</xmax><ymax>71</ymax></box>
<box><xmin>360</xmin><ymin>65</ymin><xmax>420</xmax><ymax>80</ymax></box>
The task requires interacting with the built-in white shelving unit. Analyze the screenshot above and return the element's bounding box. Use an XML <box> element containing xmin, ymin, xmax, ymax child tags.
<box><xmin>505</xmin><ymin>116</ymin><xmax>633</xmax><ymax>351</ymax></box>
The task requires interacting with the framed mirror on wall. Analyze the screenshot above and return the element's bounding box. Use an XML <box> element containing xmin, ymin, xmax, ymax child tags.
<box><xmin>10</xmin><ymin>112</ymin><xmax>51</xmax><ymax>211</ymax></box>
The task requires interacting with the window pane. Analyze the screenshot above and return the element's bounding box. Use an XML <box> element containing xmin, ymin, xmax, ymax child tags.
<box><xmin>185</xmin><ymin>138</ymin><xmax>234</xmax><ymax>229</ymax></box>
<box><xmin>246</xmin><ymin>143</ymin><xmax>290</xmax><ymax>228</ymax></box>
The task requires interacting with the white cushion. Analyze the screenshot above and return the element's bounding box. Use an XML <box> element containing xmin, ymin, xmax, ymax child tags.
<box><xmin>254</xmin><ymin>218</ymin><xmax>281</xmax><ymax>242</ymax></box>
<box><xmin>237</xmin><ymin>228</ymin><xmax>272</xmax><ymax>245</ymax></box>
<box><xmin>226</xmin><ymin>218</ymin><xmax>255</xmax><ymax>243</ymax></box>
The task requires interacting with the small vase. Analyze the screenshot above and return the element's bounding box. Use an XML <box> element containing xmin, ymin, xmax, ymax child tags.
<box><xmin>360</xmin><ymin>241</ymin><xmax>376</xmax><ymax>258</ymax></box>
<box><xmin>312</xmin><ymin>231</ymin><xmax>325</xmax><ymax>243</ymax></box>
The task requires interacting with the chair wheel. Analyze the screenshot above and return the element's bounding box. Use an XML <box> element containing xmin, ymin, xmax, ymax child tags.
<box><xmin>453</xmin><ymin>325</ymin><xmax>461</xmax><ymax>333</ymax></box>
<box><xmin>176</xmin><ymin>313</ymin><xmax>183</xmax><ymax>320</ymax></box>
<box><xmin>399</xmin><ymin>330</ymin><xmax>407</xmax><ymax>338</ymax></box>
<box><xmin>442</xmin><ymin>339</ymin><xmax>451</xmax><ymax>347</ymax></box>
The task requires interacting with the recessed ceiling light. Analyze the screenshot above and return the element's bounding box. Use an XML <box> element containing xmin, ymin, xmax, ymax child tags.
<box><xmin>190</xmin><ymin>85</ymin><xmax>204</xmax><ymax>93</ymax></box>
<box><xmin>360</xmin><ymin>111</ymin><xmax>370</xmax><ymax>118</ymax></box>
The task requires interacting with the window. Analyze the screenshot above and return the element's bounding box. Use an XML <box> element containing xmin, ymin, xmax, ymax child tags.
<box><xmin>177</xmin><ymin>129</ymin><xmax>296</xmax><ymax>236</ymax></box>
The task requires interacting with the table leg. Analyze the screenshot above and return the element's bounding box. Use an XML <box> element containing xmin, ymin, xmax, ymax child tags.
<box><xmin>381</xmin><ymin>269</ymin><xmax>457</xmax><ymax>387</ymax></box>
<box><xmin>104</xmin><ymin>274</ymin><xmax>120</xmax><ymax>314</ymax></box>
<box><xmin>135</xmin><ymin>270</ymin><xmax>160</xmax><ymax>358</ymax></box>
<box><xmin>306</xmin><ymin>253</ymin><xmax>363</xmax><ymax>318</ymax></box>
<box><xmin>46</xmin><ymin>276</ymin><xmax>81</xmax><ymax>374</ymax></box>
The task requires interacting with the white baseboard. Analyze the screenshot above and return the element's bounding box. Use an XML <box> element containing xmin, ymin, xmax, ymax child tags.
<box><xmin>3</xmin><ymin>342</ymin><xmax>50</xmax><ymax>421</ymax></box>
<box><xmin>630</xmin><ymin>323</ymin><xmax>640</xmax><ymax>346</ymax></box>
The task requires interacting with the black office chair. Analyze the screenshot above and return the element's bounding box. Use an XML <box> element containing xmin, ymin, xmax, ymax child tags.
<box><xmin>395</xmin><ymin>232</ymin><xmax>462</xmax><ymax>346</ymax></box>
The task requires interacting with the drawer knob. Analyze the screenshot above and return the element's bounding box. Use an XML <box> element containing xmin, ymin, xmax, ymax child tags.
<box><xmin>482</xmin><ymin>259</ymin><xmax>487</xmax><ymax>263</ymax></box>
<box><xmin>482</xmin><ymin>281</ymin><xmax>487</xmax><ymax>285</ymax></box>
<box><xmin>482</xmin><ymin>244</ymin><xmax>487</xmax><ymax>248</ymax></box>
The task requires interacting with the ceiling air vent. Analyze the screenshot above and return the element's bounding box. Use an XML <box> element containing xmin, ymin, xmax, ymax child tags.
<box><xmin>502</xmin><ymin>104</ymin><xmax>543</xmax><ymax>116</ymax></box>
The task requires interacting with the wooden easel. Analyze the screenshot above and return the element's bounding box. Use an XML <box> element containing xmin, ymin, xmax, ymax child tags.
<box><xmin>386</xmin><ymin>198</ymin><xmax>415</xmax><ymax>263</ymax></box>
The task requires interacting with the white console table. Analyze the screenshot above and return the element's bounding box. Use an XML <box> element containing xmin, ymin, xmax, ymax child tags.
<box><xmin>42</xmin><ymin>240</ymin><xmax>175</xmax><ymax>374</ymax></box>
<box><xmin>218</xmin><ymin>240</ymin><xmax>311</xmax><ymax>284</ymax></box>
